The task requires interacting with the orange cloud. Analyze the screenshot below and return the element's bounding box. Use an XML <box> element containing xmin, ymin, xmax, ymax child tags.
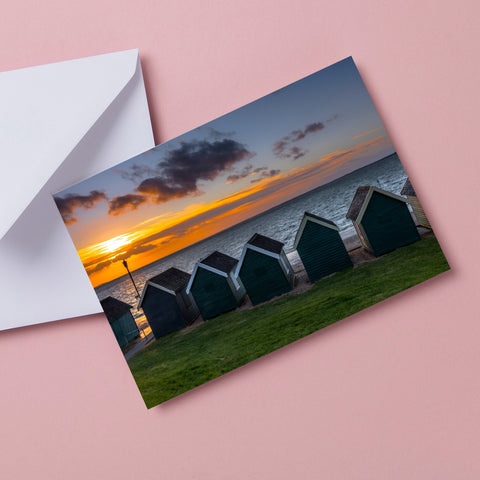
<box><xmin>352</xmin><ymin>127</ymin><xmax>382</xmax><ymax>139</ymax></box>
<box><xmin>82</xmin><ymin>134</ymin><xmax>392</xmax><ymax>287</ymax></box>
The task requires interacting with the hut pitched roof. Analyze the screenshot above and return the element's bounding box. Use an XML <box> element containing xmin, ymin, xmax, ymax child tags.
<box><xmin>149</xmin><ymin>267</ymin><xmax>190</xmax><ymax>293</ymax></box>
<box><xmin>201</xmin><ymin>251</ymin><xmax>238</xmax><ymax>274</ymax></box>
<box><xmin>186</xmin><ymin>251</ymin><xmax>239</xmax><ymax>294</ymax></box>
<box><xmin>401</xmin><ymin>178</ymin><xmax>416</xmax><ymax>196</ymax></box>
<box><xmin>304</xmin><ymin>211</ymin><xmax>337</xmax><ymax>227</ymax></box>
<box><xmin>100</xmin><ymin>296</ymin><xmax>132</xmax><ymax>324</ymax></box>
<box><xmin>346</xmin><ymin>186</ymin><xmax>371</xmax><ymax>221</ymax></box>
<box><xmin>138</xmin><ymin>267</ymin><xmax>191</xmax><ymax>308</ymax></box>
<box><xmin>247</xmin><ymin>233</ymin><xmax>284</xmax><ymax>255</ymax></box>
<box><xmin>235</xmin><ymin>233</ymin><xmax>286</xmax><ymax>278</ymax></box>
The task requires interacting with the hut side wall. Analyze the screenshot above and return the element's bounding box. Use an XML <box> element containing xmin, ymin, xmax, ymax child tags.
<box><xmin>176</xmin><ymin>289</ymin><xmax>200</xmax><ymax>324</ymax></box>
<box><xmin>353</xmin><ymin>222</ymin><xmax>373</xmax><ymax>253</ymax></box>
<box><xmin>280</xmin><ymin>250</ymin><xmax>295</xmax><ymax>287</ymax></box>
<box><xmin>227</xmin><ymin>273</ymin><xmax>246</xmax><ymax>302</ymax></box>
<box><xmin>190</xmin><ymin>268</ymin><xmax>239</xmax><ymax>320</ymax></box>
<box><xmin>142</xmin><ymin>288</ymin><xmax>188</xmax><ymax>339</ymax></box>
<box><xmin>361</xmin><ymin>192</ymin><xmax>420</xmax><ymax>256</ymax></box>
<box><xmin>408</xmin><ymin>195</ymin><xmax>431</xmax><ymax>228</ymax></box>
<box><xmin>239</xmin><ymin>249</ymin><xmax>293</xmax><ymax>305</ymax></box>
<box><xmin>110</xmin><ymin>312</ymin><xmax>139</xmax><ymax>348</ymax></box>
<box><xmin>296</xmin><ymin>222</ymin><xmax>353</xmax><ymax>283</ymax></box>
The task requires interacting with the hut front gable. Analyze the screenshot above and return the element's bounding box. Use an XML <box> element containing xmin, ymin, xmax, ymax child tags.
<box><xmin>189</xmin><ymin>266</ymin><xmax>238</xmax><ymax>320</ymax></box>
<box><xmin>141</xmin><ymin>286</ymin><xmax>189</xmax><ymax>338</ymax></box>
<box><xmin>235</xmin><ymin>243</ymin><xmax>279</xmax><ymax>278</ymax></box>
<box><xmin>296</xmin><ymin>218</ymin><xmax>352</xmax><ymax>283</ymax></box>
<box><xmin>186</xmin><ymin>261</ymin><xmax>228</xmax><ymax>295</ymax></box>
<box><xmin>361</xmin><ymin>191</ymin><xmax>420</xmax><ymax>255</ymax></box>
<box><xmin>363</xmin><ymin>192</ymin><xmax>411</xmax><ymax>228</ymax></box>
<box><xmin>140</xmin><ymin>267</ymin><xmax>192</xmax><ymax>308</ymax></box>
<box><xmin>239</xmin><ymin>248</ymin><xmax>282</xmax><ymax>277</ymax></box>
<box><xmin>138</xmin><ymin>281</ymin><xmax>174</xmax><ymax>309</ymax></box>
<box><xmin>238</xmin><ymin>247</ymin><xmax>293</xmax><ymax>305</ymax></box>
<box><xmin>293</xmin><ymin>213</ymin><xmax>339</xmax><ymax>250</ymax></box>
<box><xmin>348</xmin><ymin>187</ymin><xmax>407</xmax><ymax>225</ymax></box>
<box><xmin>297</xmin><ymin>220</ymin><xmax>348</xmax><ymax>256</ymax></box>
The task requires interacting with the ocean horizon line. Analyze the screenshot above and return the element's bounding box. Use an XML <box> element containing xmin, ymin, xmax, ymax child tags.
<box><xmin>95</xmin><ymin>151</ymin><xmax>399</xmax><ymax>293</ymax></box>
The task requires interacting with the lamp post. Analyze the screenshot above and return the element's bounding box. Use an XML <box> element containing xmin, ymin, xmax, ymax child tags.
<box><xmin>122</xmin><ymin>259</ymin><xmax>140</xmax><ymax>298</ymax></box>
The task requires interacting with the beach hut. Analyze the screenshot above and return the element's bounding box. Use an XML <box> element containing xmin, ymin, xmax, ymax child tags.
<box><xmin>235</xmin><ymin>233</ymin><xmax>295</xmax><ymax>305</ymax></box>
<box><xmin>293</xmin><ymin>212</ymin><xmax>352</xmax><ymax>283</ymax></box>
<box><xmin>100</xmin><ymin>296</ymin><xmax>139</xmax><ymax>348</ymax></box>
<box><xmin>346</xmin><ymin>186</ymin><xmax>420</xmax><ymax>257</ymax></box>
<box><xmin>138</xmin><ymin>267</ymin><xmax>199</xmax><ymax>339</ymax></box>
<box><xmin>401</xmin><ymin>178</ymin><xmax>431</xmax><ymax>229</ymax></box>
<box><xmin>186</xmin><ymin>251</ymin><xmax>246</xmax><ymax>320</ymax></box>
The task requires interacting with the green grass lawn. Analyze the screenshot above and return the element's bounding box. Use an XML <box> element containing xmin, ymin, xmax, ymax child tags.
<box><xmin>129</xmin><ymin>234</ymin><xmax>449</xmax><ymax>407</ymax></box>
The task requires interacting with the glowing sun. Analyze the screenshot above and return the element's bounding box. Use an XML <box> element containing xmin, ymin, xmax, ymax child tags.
<box><xmin>100</xmin><ymin>235</ymin><xmax>132</xmax><ymax>254</ymax></box>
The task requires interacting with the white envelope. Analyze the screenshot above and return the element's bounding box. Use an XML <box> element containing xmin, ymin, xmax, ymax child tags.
<box><xmin>0</xmin><ymin>49</ymin><xmax>154</xmax><ymax>331</ymax></box>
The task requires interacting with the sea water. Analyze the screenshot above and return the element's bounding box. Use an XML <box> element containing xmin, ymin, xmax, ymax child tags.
<box><xmin>96</xmin><ymin>153</ymin><xmax>408</xmax><ymax>326</ymax></box>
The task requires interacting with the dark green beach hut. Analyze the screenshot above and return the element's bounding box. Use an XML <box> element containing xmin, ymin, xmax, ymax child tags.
<box><xmin>401</xmin><ymin>178</ymin><xmax>431</xmax><ymax>229</ymax></box>
<box><xmin>293</xmin><ymin>212</ymin><xmax>352</xmax><ymax>283</ymax></box>
<box><xmin>138</xmin><ymin>267</ymin><xmax>200</xmax><ymax>339</ymax></box>
<box><xmin>186</xmin><ymin>251</ymin><xmax>246</xmax><ymax>320</ymax></box>
<box><xmin>346</xmin><ymin>186</ymin><xmax>420</xmax><ymax>257</ymax></box>
<box><xmin>235</xmin><ymin>233</ymin><xmax>295</xmax><ymax>305</ymax></box>
<box><xmin>100</xmin><ymin>296</ymin><xmax>139</xmax><ymax>348</ymax></box>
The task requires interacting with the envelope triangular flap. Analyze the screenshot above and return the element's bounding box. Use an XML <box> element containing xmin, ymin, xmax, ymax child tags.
<box><xmin>0</xmin><ymin>49</ymin><xmax>139</xmax><ymax>239</ymax></box>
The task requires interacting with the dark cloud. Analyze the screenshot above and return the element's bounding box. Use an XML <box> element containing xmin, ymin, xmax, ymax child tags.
<box><xmin>304</xmin><ymin>122</ymin><xmax>324</xmax><ymax>134</ymax></box>
<box><xmin>87</xmin><ymin>243</ymin><xmax>158</xmax><ymax>274</ymax></box>
<box><xmin>116</xmin><ymin>136</ymin><xmax>391</xmax><ymax>266</ymax></box>
<box><xmin>87</xmin><ymin>164</ymin><xmax>285</xmax><ymax>272</ymax></box>
<box><xmin>54</xmin><ymin>190</ymin><xmax>106</xmax><ymax>225</ymax></box>
<box><xmin>87</xmin><ymin>259</ymin><xmax>113</xmax><ymax>274</ymax></box>
<box><xmin>137</xmin><ymin>138</ymin><xmax>254</xmax><ymax>203</ymax></box>
<box><xmin>108</xmin><ymin>194</ymin><xmax>147</xmax><ymax>216</ymax></box>
<box><xmin>272</xmin><ymin>120</ymin><xmax>329</xmax><ymax>159</ymax></box>
<box><xmin>115</xmin><ymin>164</ymin><xmax>158</xmax><ymax>182</ymax></box>
<box><xmin>291</xmin><ymin>130</ymin><xmax>306</xmax><ymax>141</ymax></box>
<box><xmin>273</xmin><ymin>140</ymin><xmax>289</xmax><ymax>157</ymax></box>
<box><xmin>136</xmin><ymin>176</ymin><xmax>193</xmax><ymax>203</ymax></box>
<box><xmin>226</xmin><ymin>164</ymin><xmax>253</xmax><ymax>183</ymax></box>
<box><xmin>289</xmin><ymin>146</ymin><xmax>306</xmax><ymax>160</ymax></box>
<box><xmin>250</xmin><ymin>169</ymin><xmax>281</xmax><ymax>183</ymax></box>
<box><xmin>227</xmin><ymin>165</ymin><xmax>271</xmax><ymax>183</ymax></box>
<box><xmin>204</xmin><ymin>127</ymin><xmax>236</xmax><ymax>140</ymax></box>
<box><xmin>117</xmin><ymin>243</ymin><xmax>157</xmax><ymax>260</ymax></box>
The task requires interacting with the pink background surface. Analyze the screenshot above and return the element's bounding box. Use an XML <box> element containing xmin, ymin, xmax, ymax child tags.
<box><xmin>1</xmin><ymin>1</ymin><xmax>479</xmax><ymax>478</ymax></box>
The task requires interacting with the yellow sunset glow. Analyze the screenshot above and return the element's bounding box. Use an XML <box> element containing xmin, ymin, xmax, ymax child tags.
<box><xmin>78</xmin><ymin>133</ymin><xmax>390</xmax><ymax>287</ymax></box>
<box><xmin>102</xmin><ymin>236</ymin><xmax>131</xmax><ymax>253</ymax></box>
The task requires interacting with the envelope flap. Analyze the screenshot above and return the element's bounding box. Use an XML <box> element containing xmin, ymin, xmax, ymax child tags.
<box><xmin>0</xmin><ymin>49</ymin><xmax>140</xmax><ymax>239</ymax></box>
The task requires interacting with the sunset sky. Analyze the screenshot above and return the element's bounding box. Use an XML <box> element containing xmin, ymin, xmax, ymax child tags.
<box><xmin>54</xmin><ymin>57</ymin><xmax>395</xmax><ymax>287</ymax></box>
